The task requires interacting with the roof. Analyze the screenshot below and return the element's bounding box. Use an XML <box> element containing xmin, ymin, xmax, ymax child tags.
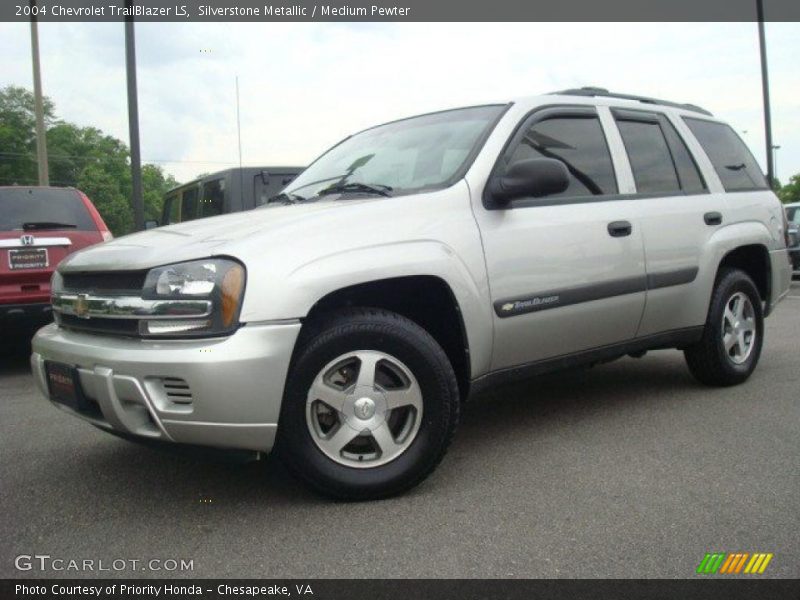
<box><xmin>546</xmin><ymin>87</ymin><xmax>713</xmax><ymax>116</ymax></box>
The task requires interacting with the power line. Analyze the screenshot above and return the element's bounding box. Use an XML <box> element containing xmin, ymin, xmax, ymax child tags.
<box><xmin>0</xmin><ymin>151</ymin><xmax>238</xmax><ymax>165</ymax></box>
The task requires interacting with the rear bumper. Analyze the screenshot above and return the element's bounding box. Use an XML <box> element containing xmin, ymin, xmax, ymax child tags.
<box><xmin>31</xmin><ymin>321</ymin><xmax>301</xmax><ymax>452</ymax></box>
<box><xmin>0</xmin><ymin>301</ymin><xmax>52</xmax><ymax>323</ymax></box>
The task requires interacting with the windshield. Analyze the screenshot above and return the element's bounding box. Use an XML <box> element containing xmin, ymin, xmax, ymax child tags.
<box><xmin>282</xmin><ymin>105</ymin><xmax>506</xmax><ymax>200</ymax></box>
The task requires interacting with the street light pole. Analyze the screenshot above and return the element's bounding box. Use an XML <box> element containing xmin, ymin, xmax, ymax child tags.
<box><xmin>125</xmin><ymin>0</ymin><xmax>144</xmax><ymax>231</ymax></box>
<box><xmin>772</xmin><ymin>145</ymin><xmax>780</xmax><ymax>182</ymax></box>
<box><xmin>29</xmin><ymin>0</ymin><xmax>49</xmax><ymax>186</ymax></box>
<box><xmin>756</xmin><ymin>0</ymin><xmax>775</xmax><ymax>188</ymax></box>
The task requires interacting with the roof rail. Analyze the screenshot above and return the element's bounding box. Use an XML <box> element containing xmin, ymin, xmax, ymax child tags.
<box><xmin>549</xmin><ymin>87</ymin><xmax>713</xmax><ymax>117</ymax></box>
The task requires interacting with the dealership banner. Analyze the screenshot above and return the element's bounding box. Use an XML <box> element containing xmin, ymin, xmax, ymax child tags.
<box><xmin>4</xmin><ymin>579</ymin><xmax>800</xmax><ymax>599</ymax></box>
<box><xmin>3</xmin><ymin>0</ymin><xmax>800</xmax><ymax>22</ymax></box>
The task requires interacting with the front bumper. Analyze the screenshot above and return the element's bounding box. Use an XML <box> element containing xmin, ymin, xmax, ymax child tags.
<box><xmin>31</xmin><ymin>321</ymin><xmax>301</xmax><ymax>452</ymax></box>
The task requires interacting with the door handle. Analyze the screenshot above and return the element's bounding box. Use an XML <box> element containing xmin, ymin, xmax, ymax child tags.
<box><xmin>607</xmin><ymin>220</ymin><xmax>632</xmax><ymax>237</ymax></box>
<box><xmin>704</xmin><ymin>211</ymin><xmax>723</xmax><ymax>226</ymax></box>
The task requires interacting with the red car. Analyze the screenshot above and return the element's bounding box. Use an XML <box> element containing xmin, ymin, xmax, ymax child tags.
<box><xmin>0</xmin><ymin>186</ymin><xmax>112</xmax><ymax>331</ymax></box>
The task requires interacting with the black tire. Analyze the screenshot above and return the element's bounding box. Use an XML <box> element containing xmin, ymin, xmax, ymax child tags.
<box><xmin>276</xmin><ymin>307</ymin><xmax>460</xmax><ymax>500</ymax></box>
<box><xmin>684</xmin><ymin>268</ymin><xmax>764</xmax><ymax>387</ymax></box>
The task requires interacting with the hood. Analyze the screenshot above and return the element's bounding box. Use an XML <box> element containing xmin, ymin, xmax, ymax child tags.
<box><xmin>58</xmin><ymin>199</ymin><xmax>374</xmax><ymax>272</ymax></box>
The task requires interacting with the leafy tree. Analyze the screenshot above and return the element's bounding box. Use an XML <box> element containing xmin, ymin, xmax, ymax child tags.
<box><xmin>77</xmin><ymin>164</ymin><xmax>133</xmax><ymax>235</ymax></box>
<box><xmin>779</xmin><ymin>174</ymin><xmax>800</xmax><ymax>204</ymax></box>
<box><xmin>0</xmin><ymin>85</ymin><xmax>181</xmax><ymax>236</ymax></box>
<box><xmin>0</xmin><ymin>85</ymin><xmax>56</xmax><ymax>185</ymax></box>
<box><xmin>142</xmin><ymin>163</ymin><xmax>179</xmax><ymax>222</ymax></box>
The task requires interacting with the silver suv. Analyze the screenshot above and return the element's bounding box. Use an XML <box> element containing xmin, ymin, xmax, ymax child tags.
<box><xmin>31</xmin><ymin>88</ymin><xmax>792</xmax><ymax>499</ymax></box>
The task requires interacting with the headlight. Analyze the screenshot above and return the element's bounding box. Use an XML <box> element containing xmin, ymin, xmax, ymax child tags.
<box><xmin>140</xmin><ymin>258</ymin><xmax>246</xmax><ymax>337</ymax></box>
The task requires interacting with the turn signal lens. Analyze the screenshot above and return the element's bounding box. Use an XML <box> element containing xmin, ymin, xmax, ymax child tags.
<box><xmin>221</xmin><ymin>264</ymin><xmax>245</xmax><ymax>327</ymax></box>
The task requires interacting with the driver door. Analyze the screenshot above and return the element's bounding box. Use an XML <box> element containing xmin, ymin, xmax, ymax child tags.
<box><xmin>473</xmin><ymin>106</ymin><xmax>647</xmax><ymax>371</ymax></box>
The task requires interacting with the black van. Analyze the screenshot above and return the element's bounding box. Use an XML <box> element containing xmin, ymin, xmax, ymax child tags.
<box><xmin>155</xmin><ymin>166</ymin><xmax>303</xmax><ymax>227</ymax></box>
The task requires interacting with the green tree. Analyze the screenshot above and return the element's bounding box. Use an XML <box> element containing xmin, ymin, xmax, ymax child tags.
<box><xmin>48</xmin><ymin>122</ymin><xmax>129</xmax><ymax>189</ymax></box>
<box><xmin>77</xmin><ymin>164</ymin><xmax>132</xmax><ymax>235</ymax></box>
<box><xmin>0</xmin><ymin>85</ymin><xmax>56</xmax><ymax>185</ymax></box>
<box><xmin>1</xmin><ymin>85</ymin><xmax>182</xmax><ymax>236</ymax></box>
<box><xmin>779</xmin><ymin>174</ymin><xmax>800</xmax><ymax>204</ymax></box>
<box><xmin>142</xmin><ymin>163</ymin><xmax>179</xmax><ymax>222</ymax></box>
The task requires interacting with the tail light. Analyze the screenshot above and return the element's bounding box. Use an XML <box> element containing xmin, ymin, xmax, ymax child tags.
<box><xmin>78</xmin><ymin>190</ymin><xmax>113</xmax><ymax>241</ymax></box>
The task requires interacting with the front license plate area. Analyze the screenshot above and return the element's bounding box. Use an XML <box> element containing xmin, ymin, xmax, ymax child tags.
<box><xmin>45</xmin><ymin>361</ymin><xmax>82</xmax><ymax>411</ymax></box>
<box><xmin>9</xmin><ymin>247</ymin><xmax>48</xmax><ymax>269</ymax></box>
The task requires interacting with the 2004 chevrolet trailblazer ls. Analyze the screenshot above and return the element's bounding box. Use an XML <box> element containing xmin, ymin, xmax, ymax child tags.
<box><xmin>32</xmin><ymin>88</ymin><xmax>792</xmax><ymax>499</ymax></box>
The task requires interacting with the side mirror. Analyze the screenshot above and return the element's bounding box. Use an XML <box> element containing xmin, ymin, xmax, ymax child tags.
<box><xmin>487</xmin><ymin>158</ymin><xmax>570</xmax><ymax>205</ymax></box>
<box><xmin>144</xmin><ymin>220</ymin><xmax>159</xmax><ymax>230</ymax></box>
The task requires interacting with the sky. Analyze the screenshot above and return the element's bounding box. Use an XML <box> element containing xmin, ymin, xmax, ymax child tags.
<box><xmin>1</xmin><ymin>21</ymin><xmax>799</xmax><ymax>185</ymax></box>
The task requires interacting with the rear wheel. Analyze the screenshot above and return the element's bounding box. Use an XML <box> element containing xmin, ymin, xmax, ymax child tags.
<box><xmin>276</xmin><ymin>308</ymin><xmax>460</xmax><ymax>500</ymax></box>
<box><xmin>684</xmin><ymin>268</ymin><xmax>764</xmax><ymax>386</ymax></box>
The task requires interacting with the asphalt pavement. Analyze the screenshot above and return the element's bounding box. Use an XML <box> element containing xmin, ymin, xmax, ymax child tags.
<box><xmin>1</xmin><ymin>283</ymin><xmax>798</xmax><ymax>579</ymax></box>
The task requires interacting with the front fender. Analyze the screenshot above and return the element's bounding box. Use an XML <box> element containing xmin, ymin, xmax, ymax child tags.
<box><xmin>243</xmin><ymin>240</ymin><xmax>494</xmax><ymax>378</ymax></box>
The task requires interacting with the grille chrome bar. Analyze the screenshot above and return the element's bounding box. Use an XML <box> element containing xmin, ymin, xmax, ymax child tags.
<box><xmin>52</xmin><ymin>293</ymin><xmax>212</xmax><ymax>320</ymax></box>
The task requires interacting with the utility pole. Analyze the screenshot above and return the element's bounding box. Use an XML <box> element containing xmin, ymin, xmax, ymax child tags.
<box><xmin>125</xmin><ymin>0</ymin><xmax>144</xmax><ymax>231</ymax></box>
<box><xmin>772</xmin><ymin>144</ymin><xmax>780</xmax><ymax>182</ymax></box>
<box><xmin>29</xmin><ymin>0</ymin><xmax>49</xmax><ymax>186</ymax></box>
<box><xmin>756</xmin><ymin>0</ymin><xmax>775</xmax><ymax>188</ymax></box>
<box><xmin>235</xmin><ymin>75</ymin><xmax>243</xmax><ymax>170</ymax></box>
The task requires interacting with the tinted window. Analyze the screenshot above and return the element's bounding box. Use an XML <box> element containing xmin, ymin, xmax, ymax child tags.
<box><xmin>0</xmin><ymin>188</ymin><xmax>96</xmax><ymax>231</ymax></box>
<box><xmin>164</xmin><ymin>193</ymin><xmax>179</xmax><ymax>225</ymax></box>
<box><xmin>660</xmin><ymin>119</ymin><xmax>706</xmax><ymax>193</ymax></box>
<box><xmin>617</xmin><ymin>120</ymin><xmax>680</xmax><ymax>194</ymax></box>
<box><xmin>199</xmin><ymin>179</ymin><xmax>225</xmax><ymax>218</ymax></box>
<box><xmin>180</xmin><ymin>186</ymin><xmax>200</xmax><ymax>222</ymax></box>
<box><xmin>787</xmin><ymin>206</ymin><xmax>799</xmax><ymax>224</ymax></box>
<box><xmin>684</xmin><ymin>118</ymin><xmax>767</xmax><ymax>192</ymax></box>
<box><xmin>508</xmin><ymin>115</ymin><xmax>617</xmax><ymax>198</ymax></box>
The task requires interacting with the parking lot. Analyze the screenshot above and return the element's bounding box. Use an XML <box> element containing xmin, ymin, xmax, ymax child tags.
<box><xmin>1</xmin><ymin>282</ymin><xmax>798</xmax><ymax>579</ymax></box>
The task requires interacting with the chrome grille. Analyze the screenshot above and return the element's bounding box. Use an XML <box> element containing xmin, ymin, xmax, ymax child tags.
<box><xmin>62</xmin><ymin>271</ymin><xmax>147</xmax><ymax>296</ymax></box>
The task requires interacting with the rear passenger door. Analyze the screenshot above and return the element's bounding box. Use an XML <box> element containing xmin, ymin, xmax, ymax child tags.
<box><xmin>610</xmin><ymin>109</ymin><xmax>723</xmax><ymax>337</ymax></box>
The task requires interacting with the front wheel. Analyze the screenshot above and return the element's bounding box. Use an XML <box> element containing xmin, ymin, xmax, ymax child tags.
<box><xmin>276</xmin><ymin>308</ymin><xmax>460</xmax><ymax>500</ymax></box>
<box><xmin>684</xmin><ymin>268</ymin><xmax>764</xmax><ymax>386</ymax></box>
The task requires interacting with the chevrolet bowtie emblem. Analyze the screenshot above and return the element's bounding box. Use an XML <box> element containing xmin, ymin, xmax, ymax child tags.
<box><xmin>73</xmin><ymin>294</ymin><xmax>90</xmax><ymax>318</ymax></box>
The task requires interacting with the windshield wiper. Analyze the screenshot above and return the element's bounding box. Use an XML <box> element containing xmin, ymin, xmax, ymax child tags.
<box><xmin>22</xmin><ymin>221</ymin><xmax>77</xmax><ymax>230</ymax></box>
<box><xmin>317</xmin><ymin>182</ymin><xmax>393</xmax><ymax>197</ymax></box>
<box><xmin>266</xmin><ymin>192</ymin><xmax>306</xmax><ymax>205</ymax></box>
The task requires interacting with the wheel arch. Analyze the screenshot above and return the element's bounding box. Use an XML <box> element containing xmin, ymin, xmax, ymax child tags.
<box><xmin>298</xmin><ymin>275</ymin><xmax>473</xmax><ymax>401</ymax></box>
<box><xmin>716</xmin><ymin>244</ymin><xmax>771</xmax><ymax>305</ymax></box>
<box><xmin>706</xmin><ymin>222</ymin><xmax>774</xmax><ymax>315</ymax></box>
